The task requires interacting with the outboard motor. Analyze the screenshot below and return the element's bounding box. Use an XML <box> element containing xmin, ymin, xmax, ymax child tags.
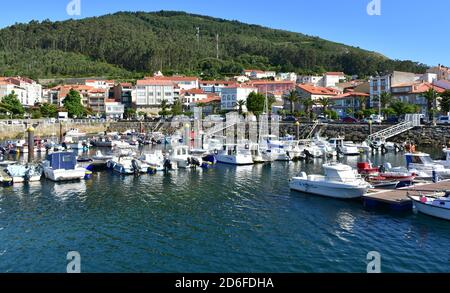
<box><xmin>131</xmin><ymin>159</ymin><xmax>140</xmax><ymax>174</ymax></box>
<box><xmin>163</xmin><ymin>159</ymin><xmax>173</xmax><ymax>173</ymax></box>
<box><xmin>190</xmin><ymin>157</ymin><xmax>201</xmax><ymax>167</ymax></box>
<box><xmin>381</xmin><ymin>144</ymin><xmax>388</xmax><ymax>155</ymax></box>
<box><xmin>303</xmin><ymin>149</ymin><xmax>314</xmax><ymax>162</ymax></box>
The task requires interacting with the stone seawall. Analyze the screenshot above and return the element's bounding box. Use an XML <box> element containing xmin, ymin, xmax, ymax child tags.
<box><xmin>0</xmin><ymin>122</ymin><xmax>108</xmax><ymax>140</ymax></box>
<box><xmin>280</xmin><ymin>123</ymin><xmax>450</xmax><ymax>147</ymax></box>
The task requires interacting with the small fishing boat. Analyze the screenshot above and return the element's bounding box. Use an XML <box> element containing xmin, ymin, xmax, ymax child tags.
<box><xmin>170</xmin><ymin>146</ymin><xmax>201</xmax><ymax>169</ymax></box>
<box><xmin>107</xmin><ymin>154</ymin><xmax>150</xmax><ymax>174</ymax></box>
<box><xmin>41</xmin><ymin>152</ymin><xmax>87</xmax><ymax>182</ymax></box>
<box><xmin>405</xmin><ymin>153</ymin><xmax>450</xmax><ymax>179</ymax></box>
<box><xmin>328</xmin><ymin>138</ymin><xmax>360</xmax><ymax>156</ymax></box>
<box><xmin>215</xmin><ymin>144</ymin><xmax>254</xmax><ymax>166</ymax></box>
<box><xmin>357</xmin><ymin>162</ymin><xmax>416</xmax><ymax>187</ymax></box>
<box><xmin>409</xmin><ymin>191</ymin><xmax>450</xmax><ymax>221</ymax></box>
<box><xmin>139</xmin><ymin>151</ymin><xmax>167</xmax><ymax>172</ymax></box>
<box><xmin>365</xmin><ymin>176</ymin><xmax>399</xmax><ymax>189</ymax></box>
<box><xmin>289</xmin><ymin>163</ymin><xmax>372</xmax><ymax>199</ymax></box>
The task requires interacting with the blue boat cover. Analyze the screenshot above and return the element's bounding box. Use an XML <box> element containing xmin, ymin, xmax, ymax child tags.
<box><xmin>47</xmin><ymin>152</ymin><xmax>76</xmax><ymax>170</ymax></box>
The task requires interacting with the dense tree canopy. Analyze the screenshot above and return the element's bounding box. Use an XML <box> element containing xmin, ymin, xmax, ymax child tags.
<box><xmin>63</xmin><ymin>89</ymin><xmax>85</xmax><ymax>118</ymax></box>
<box><xmin>0</xmin><ymin>11</ymin><xmax>428</xmax><ymax>79</ymax></box>
<box><xmin>0</xmin><ymin>91</ymin><xmax>24</xmax><ymax>116</ymax></box>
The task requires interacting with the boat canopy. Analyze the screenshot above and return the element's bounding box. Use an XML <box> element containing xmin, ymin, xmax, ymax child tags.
<box><xmin>47</xmin><ymin>152</ymin><xmax>77</xmax><ymax>170</ymax></box>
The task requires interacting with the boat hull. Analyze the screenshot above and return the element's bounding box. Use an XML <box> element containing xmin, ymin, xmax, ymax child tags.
<box><xmin>289</xmin><ymin>178</ymin><xmax>368</xmax><ymax>199</ymax></box>
<box><xmin>44</xmin><ymin>168</ymin><xmax>86</xmax><ymax>182</ymax></box>
<box><xmin>216</xmin><ymin>155</ymin><xmax>254</xmax><ymax>165</ymax></box>
<box><xmin>410</xmin><ymin>197</ymin><xmax>450</xmax><ymax>220</ymax></box>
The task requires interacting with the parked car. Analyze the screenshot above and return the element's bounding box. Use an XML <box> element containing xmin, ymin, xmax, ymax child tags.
<box><xmin>282</xmin><ymin>116</ymin><xmax>298</xmax><ymax>122</ymax></box>
<box><xmin>342</xmin><ymin>117</ymin><xmax>358</xmax><ymax>123</ymax></box>
<box><xmin>437</xmin><ymin>115</ymin><xmax>450</xmax><ymax>124</ymax></box>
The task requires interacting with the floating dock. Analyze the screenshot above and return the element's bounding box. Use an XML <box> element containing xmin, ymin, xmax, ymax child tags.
<box><xmin>363</xmin><ymin>180</ymin><xmax>450</xmax><ymax>211</ymax></box>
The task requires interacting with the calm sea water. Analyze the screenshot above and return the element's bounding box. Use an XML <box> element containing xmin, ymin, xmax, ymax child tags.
<box><xmin>1</xmin><ymin>148</ymin><xmax>450</xmax><ymax>273</ymax></box>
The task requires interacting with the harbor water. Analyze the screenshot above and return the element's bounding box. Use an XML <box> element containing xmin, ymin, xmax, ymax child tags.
<box><xmin>1</xmin><ymin>147</ymin><xmax>450</xmax><ymax>272</ymax></box>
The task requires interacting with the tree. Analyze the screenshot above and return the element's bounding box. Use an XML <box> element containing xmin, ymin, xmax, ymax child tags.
<box><xmin>1</xmin><ymin>91</ymin><xmax>24</xmax><ymax>116</ymax></box>
<box><xmin>423</xmin><ymin>88</ymin><xmax>438</xmax><ymax>122</ymax></box>
<box><xmin>301</xmin><ymin>97</ymin><xmax>315</xmax><ymax>121</ymax></box>
<box><xmin>63</xmin><ymin>89</ymin><xmax>85</xmax><ymax>118</ymax></box>
<box><xmin>171</xmin><ymin>100</ymin><xmax>183</xmax><ymax>116</ymax></box>
<box><xmin>285</xmin><ymin>90</ymin><xmax>299</xmax><ymax>114</ymax></box>
<box><xmin>440</xmin><ymin>90</ymin><xmax>450</xmax><ymax>114</ymax></box>
<box><xmin>379</xmin><ymin>92</ymin><xmax>393</xmax><ymax>109</ymax></box>
<box><xmin>125</xmin><ymin>108</ymin><xmax>136</xmax><ymax>119</ymax></box>
<box><xmin>40</xmin><ymin>103</ymin><xmax>58</xmax><ymax>118</ymax></box>
<box><xmin>317</xmin><ymin>97</ymin><xmax>333</xmax><ymax>114</ymax></box>
<box><xmin>159</xmin><ymin>100</ymin><xmax>171</xmax><ymax>118</ymax></box>
<box><xmin>357</xmin><ymin>95</ymin><xmax>368</xmax><ymax>111</ymax></box>
<box><xmin>246</xmin><ymin>92</ymin><xmax>266</xmax><ymax>116</ymax></box>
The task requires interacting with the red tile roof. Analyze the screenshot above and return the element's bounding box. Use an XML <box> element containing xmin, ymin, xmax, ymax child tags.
<box><xmin>136</xmin><ymin>79</ymin><xmax>174</xmax><ymax>86</ymax></box>
<box><xmin>392</xmin><ymin>82</ymin><xmax>446</xmax><ymax>94</ymax></box>
<box><xmin>145</xmin><ymin>76</ymin><xmax>198</xmax><ymax>82</ymax></box>
<box><xmin>332</xmin><ymin>92</ymin><xmax>370</xmax><ymax>100</ymax></box>
<box><xmin>325</xmin><ymin>72</ymin><xmax>346</xmax><ymax>76</ymax></box>
<box><xmin>297</xmin><ymin>84</ymin><xmax>339</xmax><ymax>95</ymax></box>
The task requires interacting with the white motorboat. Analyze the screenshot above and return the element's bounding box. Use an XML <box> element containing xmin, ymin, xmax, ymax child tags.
<box><xmin>41</xmin><ymin>152</ymin><xmax>86</xmax><ymax>182</ymax></box>
<box><xmin>405</xmin><ymin>153</ymin><xmax>450</xmax><ymax>179</ymax></box>
<box><xmin>216</xmin><ymin>144</ymin><xmax>254</xmax><ymax>165</ymax></box>
<box><xmin>289</xmin><ymin>163</ymin><xmax>372</xmax><ymax>199</ymax></box>
<box><xmin>139</xmin><ymin>151</ymin><xmax>167</xmax><ymax>172</ymax></box>
<box><xmin>299</xmin><ymin>140</ymin><xmax>324</xmax><ymax>158</ymax></box>
<box><xmin>65</xmin><ymin>128</ymin><xmax>87</xmax><ymax>137</ymax></box>
<box><xmin>170</xmin><ymin>146</ymin><xmax>201</xmax><ymax>169</ymax></box>
<box><xmin>260</xmin><ymin>135</ymin><xmax>291</xmax><ymax>161</ymax></box>
<box><xmin>435</xmin><ymin>148</ymin><xmax>450</xmax><ymax>168</ymax></box>
<box><xmin>107</xmin><ymin>155</ymin><xmax>150</xmax><ymax>174</ymax></box>
<box><xmin>409</xmin><ymin>191</ymin><xmax>450</xmax><ymax>221</ymax></box>
<box><xmin>328</xmin><ymin>138</ymin><xmax>360</xmax><ymax>156</ymax></box>
<box><xmin>312</xmin><ymin>136</ymin><xmax>337</xmax><ymax>157</ymax></box>
<box><xmin>112</xmin><ymin>140</ymin><xmax>137</xmax><ymax>149</ymax></box>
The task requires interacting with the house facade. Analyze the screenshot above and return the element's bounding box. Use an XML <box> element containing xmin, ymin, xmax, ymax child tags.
<box><xmin>220</xmin><ymin>85</ymin><xmax>258</xmax><ymax>111</ymax></box>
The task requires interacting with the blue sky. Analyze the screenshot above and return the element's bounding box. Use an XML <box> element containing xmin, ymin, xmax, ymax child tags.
<box><xmin>0</xmin><ymin>0</ymin><xmax>448</xmax><ymax>66</ymax></box>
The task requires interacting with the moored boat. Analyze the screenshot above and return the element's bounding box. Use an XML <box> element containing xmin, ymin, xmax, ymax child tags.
<box><xmin>289</xmin><ymin>163</ymin><xmax>372</xmax><ymax>199</ymax></box>
<box><xmin>409</xmin><ymin>191</ymin><xmax>450</xmax><ymax>220</ymax></box>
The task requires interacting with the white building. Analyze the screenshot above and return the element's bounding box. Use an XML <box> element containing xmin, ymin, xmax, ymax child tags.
<box><xmin>276</xmin><ymin>72</ymin><xmax>298</xmax><ymax>82</ymax></box>
<box><xmin>220</xmin><ymin>85</ymin><xmax>258</xmax><ymax>111</ymax></box>
<box><xmin>297</xmin><ymin>75</ymin><xmax>323</xmax><ymax>86</ymax></box>
<box><xmin>105</xmin><ymin>100</ymin><xmax>125</xmax><ymax>119</ymax></box>
<box><xmin>323</xmin><ymin>72</ymin><xmax>346</xmax><ymax>87</ymax></box>
<box><xmin>85</xmin><ymin>79</ymin><xmax>115</xmax><ymax>90</ymax></box>
<box><xmin>135</xmin><ymin>79</ymin><xmax>175</xmax><ymax>114</ymax></box>
<box><xmin>0</xmin><ymin>80</ymin><xmax>28</xmax><ymax>105</ymax></box>
<box><xmin>243</xmin><ymin>70</ymin><xmax>276</xmax><ymax>80</ymax></box>
<box><xmin>0</xmin><ymin>77</ymin><xmax>42</xmax><ymax>106</ymax></box>
<box><xmin>181</xmin><ymin>89</ymin><xmax>209</xmax><ymax>108</ymax></box>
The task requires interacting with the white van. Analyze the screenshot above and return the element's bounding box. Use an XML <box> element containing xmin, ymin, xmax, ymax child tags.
<box><xmin>437</xmin><ymin>115</ymin><xmax>450</xmax><ymax>124</ymax></box>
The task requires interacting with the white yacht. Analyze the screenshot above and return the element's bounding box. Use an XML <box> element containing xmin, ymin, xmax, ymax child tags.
<box><xmin>107</xmin><ymin>155</ymin><xmax>150</xmax><ymax>174</ymax></box>
<box><xmin>409</xmin><ymin>191</ymin><xmax>450</xmax><ymax>221</ymax></box>
<box><xmin>328</xmin><ymin>138</ymin><xmax>360</xmax><ymax>156</ymax></box>
<box><xmin>42</xmin><ymin>152</ymin><xmax>86</xmax><ymax>182</ymax></box>
<box><xmin>405</xmin><ymin>153</ymin><xmax>450</xmax><ymax>178</ymax></box>
<box><xmin>298</xmin><ymin>140</ymin><xmax>324</xmax><ymax>158</ymax></box>
<box><xmin>216</xmin><ymin>144</ymin><xmax>254</xmax><ymax>165</ymax></box>
<box><xmin>289</xmin><ymin>163</ymin><xmax>372</xmax><ymax>199</ymax></box>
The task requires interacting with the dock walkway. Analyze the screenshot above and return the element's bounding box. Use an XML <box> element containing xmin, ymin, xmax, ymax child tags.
<box><xmin>363</xmin><ymin>180</ymin><xmax>450</xmax><ymax>210</ymax></box>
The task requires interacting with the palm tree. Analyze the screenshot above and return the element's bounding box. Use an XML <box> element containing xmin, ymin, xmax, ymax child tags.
<box><xmin>379</xmin><ymin>92</ymin><xmax>393</xmax><ymax>109</ymax></box>
<box><xmin>423</xmin><ymin>88</ymin><xmax>438</xmax><ymax>124</ymax></box>
<box><xmin>357</xmin><ymin>95</ymin><xmax>367</xmax><ymax>111</ymax></box>
<box><xmin>317</xmin><ymin>97</ymin><xmax>333</xmax><ymax>115</ymax></box>
<box><xmin>236</xmin><ymin>100</ymin><xmax>246</xmax><ymax>115</ymax></box>
<box><xmin>301</xmin><ymin>97</ymin><xmax>315</xmax><ymax>121</ymax></box>
<box><xmin>286</xmin><ymin>90</ymin><xmax>299</xmax><ymax>115</ymax></box>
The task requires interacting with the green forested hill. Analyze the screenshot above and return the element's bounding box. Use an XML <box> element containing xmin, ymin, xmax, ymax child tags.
<box><xmin>0</xmin><ymin>10</ymin><xmax>428</xmax><ymax>79</ymax></box>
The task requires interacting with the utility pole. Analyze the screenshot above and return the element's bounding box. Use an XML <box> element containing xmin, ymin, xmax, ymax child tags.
<box><xmin>216</xmin><ymin>33</ymin><xmax>219</xmax><ymax>60</ymax></box>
